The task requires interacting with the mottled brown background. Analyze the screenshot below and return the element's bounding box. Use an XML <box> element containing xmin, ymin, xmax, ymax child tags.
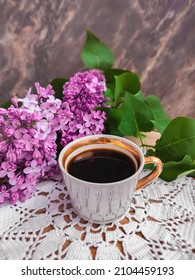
<box><xmin>0</xmin><ymin>0</ymin><xmax>195</xmax><ymax>118</ymax></box>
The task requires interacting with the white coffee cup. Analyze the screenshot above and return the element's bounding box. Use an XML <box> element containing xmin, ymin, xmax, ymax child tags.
<box><xmin>58</xmin><ymin>134</ymin><xmax>162</xmax><ymax>223</ymax></box>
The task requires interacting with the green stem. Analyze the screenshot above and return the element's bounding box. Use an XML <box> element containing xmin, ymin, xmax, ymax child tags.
<box><xmin>139</xmin><ymin>135</ymin><xmax>144</xmax><ymax>147</ymax></box>
<box><xmin>141</xmin><ymin>144</ymin><xmax>155</xmax><ymax>149</ymax></box>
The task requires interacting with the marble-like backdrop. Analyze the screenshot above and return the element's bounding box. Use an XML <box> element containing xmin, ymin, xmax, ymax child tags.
<box><xmin>0</xmin><ymin>0</ymin><xmax>194</xmax><ymax>117</ymax></box>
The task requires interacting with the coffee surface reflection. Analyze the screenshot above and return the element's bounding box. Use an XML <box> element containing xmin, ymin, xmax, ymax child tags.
<box><xmin>67</xmin><ymin>148</ymin><xmax>136</xmax><ymax>183</ymax></box>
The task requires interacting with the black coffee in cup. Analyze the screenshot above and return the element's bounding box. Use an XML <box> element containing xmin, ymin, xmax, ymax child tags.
<box><xmin>67</xmin><ymin>148</ymin><xmax>137</xmax><ymax>183</ymax></box>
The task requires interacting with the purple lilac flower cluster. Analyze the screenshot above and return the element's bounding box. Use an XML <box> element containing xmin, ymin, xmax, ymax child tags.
<box><xmin>60</xmin><ymin>69</ymin><xmax>108</xmax><ymax>145</ymax></box>
<box><xmin>0</xmin><ymin>83</ymin><xmax>67</xmax><ymax>205</ymax></box>
<box><xmin>0</xmin><ymin>70</ymin><xmax>108</xmax><ymax>205</ymax></box>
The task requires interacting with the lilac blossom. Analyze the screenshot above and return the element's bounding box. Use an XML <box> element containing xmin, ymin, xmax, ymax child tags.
<box><xmin>61</xmin><ymin>69</ymin><xmax>108</xmax><ymax>145</ymax></box>
<box><xmin>0</xmin><ymin>82</ymin><xmax>67</xmax><ymax>205</ymax></box>
<box><xmin>63</xmin><ymin>69</ymin><xmax>107</xmax><ymax>115</ymax></box>
<box><xmin>0</xmin><ymin>185</ymin><xmax>10</xmax><ymax>204</ymax></box>
<box><xmin>0</xmin><ymin>70</ymin><xmax>109</xmax><ymax>205</ymax></box>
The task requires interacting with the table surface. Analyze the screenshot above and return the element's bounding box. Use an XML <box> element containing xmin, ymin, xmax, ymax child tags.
<box><xmin>0</xmin><ymin>167</ymin><xmax>195</xmax><ymax>260</ymax></box>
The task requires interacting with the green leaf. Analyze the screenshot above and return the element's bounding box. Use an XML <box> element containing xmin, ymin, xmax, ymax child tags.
<box><xmin>103</xmin><ymin>107</ymin><xmax>123</xmax><ymax>136</ymax></box>
<box><xmin>104</xmin><ymin>88</ymin><xmax>114</xmax><ymax>106</ymax></box>
<box><xmin>134</xmin><ymin>90</ymin><xmax>145</xmax><ymax>101</ymax></box>
<box><xmin>81</xmin><ymin>31</ymin><xmax>114</xmax><ymax>70</ymax></box>
<box><xmin>0</xmin><ymin>99</ymin><xmax>12</xmax><ymax>109</ymax></box>
<box><xmin>50</xmin><ymin>78</ymin><xmax>68</xmax><ymax>100</ymax></box>
<box><xmin>114</xmin><ymin>72</ymin><xmax>141</xmax><ymax>106</ymax></box>
<box><xmin>119</xmin><ymin>92</ymin><xmax>154</xmax><ymax>137</ymax></box>
<box><xmin>160</xmin><ymin>155</ymin><xmax>195</xmax><ymax>181</ymax></box>
<box><xmin>144</xmin><ymin>95</ymin><xmax>170</xmax><ymax>133</ymax></box>
<box><xmin>155</xmin><ymin>117</ymin><xmax>195</xmax><ymax>163</ymax></box>
<box><xmin>189</xmin><ymin>170</ymin><xmax>195</xmax><ymax>178</ymax></box>
<box><xmin>104</xmin><ymin>68</ymin><xmax>138</xmax><ymax>83</ymax></box>
<box><xmin>146</xmin><ymin>149</ymin><xmax>155</xmax><ymax>156</ymax></box>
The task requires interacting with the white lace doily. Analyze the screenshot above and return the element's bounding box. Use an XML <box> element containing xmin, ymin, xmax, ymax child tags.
<box><xmin>0</xmin><ymin>174</ymin><xmax>194</xmax><ymax>260</ymax></box>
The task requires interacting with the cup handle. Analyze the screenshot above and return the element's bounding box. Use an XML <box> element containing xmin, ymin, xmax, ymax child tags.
<box><xmin>136</xmin><ymin>156</ymin><xmax>163</xmax><ymax>191</ymax></box>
